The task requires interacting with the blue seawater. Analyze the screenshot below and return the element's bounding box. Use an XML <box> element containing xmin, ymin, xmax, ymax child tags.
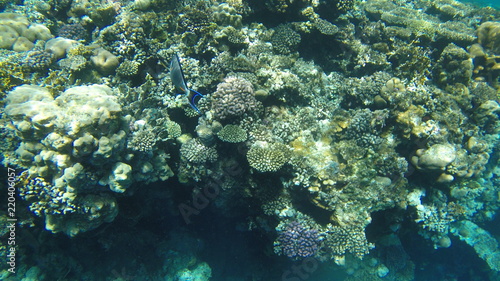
<box><xmin>459</xmin><ymin>0</ymin><xmax>500</xmax><ymax>8</ymax></box>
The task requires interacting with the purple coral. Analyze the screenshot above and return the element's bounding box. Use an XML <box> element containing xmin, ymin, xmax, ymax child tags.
<box><xmin>278</xmin><ymin>221</ymin><xmax>320</xmax><ymax>258</ymax></box>
<box><xmin>57</xmin><ymin>23</ymin><xmax>88</xmax><ymax>41</ymax></box>
<box><xmin>210</xmin><ymin>77</ymin><xmax>262</xmax><ymax>121</ymax></box>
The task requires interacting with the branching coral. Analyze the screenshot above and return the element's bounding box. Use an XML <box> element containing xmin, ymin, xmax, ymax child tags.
<box><xmin>247</xmin><ymin>141</ymin><xmax>287</xmax><ymax>172</ymax></box>
<box><xmin>276</xmin><ymin>221</ymin><xmax>320</xmax><ymax>259</ymax></box>
<box><xmin>217</xmin><ymin>124</ymin><xmax>247</xmax><ymax>143</ymax></box>
<box><xmin>323</xmin><ymin>224</ymin><xmax>374</xmax><ymax>259</ymax></box>
<box><xmin>271</xmin><ymin>24</ymin><xmax>301</xmax><ymax>54</ymax></box>
<box><xmin>127</xmin><ymin>127</ymin><xmax>157</xmax><ymax>152</ymax></box>
<box><xmin>180</xmin><ymin>138</ymin><xmax>218</xmax><ymax>164</ymax></box>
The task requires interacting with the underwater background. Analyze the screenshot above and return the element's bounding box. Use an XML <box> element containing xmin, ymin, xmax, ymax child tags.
<box><xmin>0</xmin><ymin>0</ymin><xmax>499</xmax><ymax>280</ymax></box>
<box><xmin>461</xmin><ymin>0</ymin><xmax>500</xmax><ymax>9</ymax></box>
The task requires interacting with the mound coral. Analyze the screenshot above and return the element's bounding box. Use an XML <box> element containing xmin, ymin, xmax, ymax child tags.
<box><xmin>0</xmin><ymin>13</ymin><xmax>52</xmax><ymax>51</ymax></box>
<box><xmin>209</xmin><ymin>77</ymin><xmax>262</xmax><ymax>122</ymax></box>
<box><xmin>4</xmin><ymin>84</ymin><xmax>173</xmax><ymax>235</ymax></box>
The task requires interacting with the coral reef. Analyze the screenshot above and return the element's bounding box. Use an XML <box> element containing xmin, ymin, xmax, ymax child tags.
<box><xmin>1</xmin><ymin>0</ymin><xmax>500</xmax><ymax>279</ymax></box>
<box><xmin>4</xmin><ymin>84</ymin><xmax>173</xmax><ymax>235</ymax></box>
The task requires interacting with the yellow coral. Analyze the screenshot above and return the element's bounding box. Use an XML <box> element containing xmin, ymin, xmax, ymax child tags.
<box><xmin>0</xmin><ymin>61</ymin><xmax>24</xmax><ymax>93</ymax></box>
<box><xmin>67</xmin><ymin>44</ymin><xmax>93</xmax><ymax>57</ymax></box>
<box><xmin>395</xmin><ymin>105</ymin><xmax>426</xmax><ymax>138</ymax></box>
<box><xmin>477</xmin><ymin>21</ymin><xmax>500</xmax><ymax>53</ymax></box>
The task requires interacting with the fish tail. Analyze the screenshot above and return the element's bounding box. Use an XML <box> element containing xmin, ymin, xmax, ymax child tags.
<box><xmin>189</xmin><ymin>89</ymin><xmax>203</xmax><ymax>114</ymax></box>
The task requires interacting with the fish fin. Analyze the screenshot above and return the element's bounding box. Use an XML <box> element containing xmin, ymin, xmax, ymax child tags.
<box><xmin>188</xmin><ymin>89</ymin><xmax>203</xmax><ymax>114</ymax></box>
<box><xmin>170</xmin><ymin>54</ymin><xmax>189</xmax><ymax>95</ymax></box>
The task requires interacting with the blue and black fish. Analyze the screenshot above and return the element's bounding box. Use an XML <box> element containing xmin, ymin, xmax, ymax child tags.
<box><xmin>169</xmin><ymin>54</ymin><xmax>204</xmax><ymax>114</ymax></box>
